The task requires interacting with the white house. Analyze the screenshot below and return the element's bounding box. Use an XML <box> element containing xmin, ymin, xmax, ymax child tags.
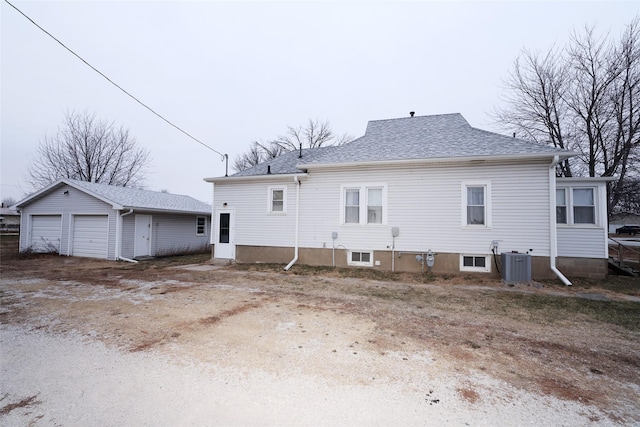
<box><xmin>15</xmin><ymin>178</ymin><xmax>211</xmax><ymax>261</ymax></box>
<box><xmin>206</xmin><ymin>113</ymin><xmax>611</xmax><ymax>282</ymax></box>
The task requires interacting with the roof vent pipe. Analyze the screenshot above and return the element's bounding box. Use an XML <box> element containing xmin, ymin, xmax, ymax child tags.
<box><xmin>267</xmin><ymin>165</ymin><xmax>271</xmax><ymax>174</ymax></box>
<box><xmin>299</xmin><ymin>142</ymin><xmax>302</xmax><ymax>158</ymax></box>
<box><xmin>410</xmin><ymin>111</ymin><xmax>415</xmax><ymax>117</ymax></box>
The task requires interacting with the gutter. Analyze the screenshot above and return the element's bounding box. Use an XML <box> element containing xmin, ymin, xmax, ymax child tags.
<box><xmin>549</xmin><ymin>156</ymin><xmax>571</xmax><ymax>286</ymax></box>
<box><xmin>117</xmin><ymin>209</ymin><xmax>138</xmax><ymax>263</ymax></box>
<box><xmin>284</xmin><ymin>176</ymin><xmax>301</xmax><ymax>271</ymax></box>
<box><xmin>299</xmin><ymin>152</ymin><xmax>578</xmax><ymax>171</ymax></box>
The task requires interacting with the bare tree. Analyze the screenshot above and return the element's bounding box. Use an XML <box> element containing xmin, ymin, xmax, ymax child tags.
<box><xmin>233</xmin><ymin>119</ymin><xmax>353</xmax><ymax>172</ymax></box>
<box><xmin>27</xmin><ymin>111</ymin><xmax>150</xmax><ymax>190</ymax></box>
<box><xmin>2</xmin><ymin>197</ymin><xmax>17</xmax><ymax>208</ymax></box>
<box><xmin>495</xmin><ymin>17</ymin><xmax>640</xmax><ymax>215</ymax></box>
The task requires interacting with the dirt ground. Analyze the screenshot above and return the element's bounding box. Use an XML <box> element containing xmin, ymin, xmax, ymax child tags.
<box><xmin>1</xmin><ymin>235</ymin><xmax>639</xmax><ymax>424</ymax></box>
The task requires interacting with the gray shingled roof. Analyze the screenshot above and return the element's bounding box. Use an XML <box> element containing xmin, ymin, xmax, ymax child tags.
<box><xmin>18</xmin><ymin>178</ymin><xmax>211</xmax><ymax>214</ymax></box>
<box><xmin>231</xmin><ymin>147</ymin><xmax>338</xmax><ymax>177</ymax></box>
<box><xmin>301</xmin><ymin>113</ymin><xmax>569</xmax><ymax>166</ymax></box>
<box><xmin>70</xmin><ymin>179</ymin><xmax>211</xmax><ymax>213</ymax></box>
<box><xmin>229</xmin><ymin>113</ymin><xmax>572</xmax><ymax>178</ymax></box>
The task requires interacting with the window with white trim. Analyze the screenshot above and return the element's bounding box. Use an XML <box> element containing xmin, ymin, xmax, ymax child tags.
<box><xmin>462</xmin><ymin>182</ymin><xmax>491</xmax><ymax>227</ymax></box>
<box><xmin>196</xmin><ymin>216</ymin><xmax>206</xmax><ymax>236</ymax></box>
<box><xmin>460</xmin><ymin>255</ymin><xmax>490</xmax><ymax>272</ymax></box>
<box><xmin>556</xmin><ymin>186</ymin><xmax>597</xmax><ymax>225</ymax></box>
<box><xmin>341</xmin><ymin>184</ymin><xmax>387</xmax><ymax>225</ymax></box>
<box><xmin>268</xmin><ymin>186</ymin><xmax>286</xmax><ymax>214</ymax></box>
<box><xmin>573</xmin><ymin>188</ymin><xmax>595</xmax><ymax>224</ymax></box>
<box><xmin>348</xmin><ymin>251</ymin><xmax>373</xmax><ymax>267</ymax></box>
<box><xmin>345</xmin><ymin>188</ymin><xmax>360</xmax><ymax>223</ymax></box>
<box><xmin>556</xmin><ymin>189</ymin><xmax>567</xmax><ymax>224</ymax></box>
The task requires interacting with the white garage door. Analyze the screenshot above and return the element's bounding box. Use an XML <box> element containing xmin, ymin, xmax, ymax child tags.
<box><xmin>30</xmin><ymin>215</ymin><xmax>62</xmax><ymax>253</ymax></box>
<box><xmin>72</xmin><ymin>215</ymin><xmax>108</xmax><ymax>259</ymax></box>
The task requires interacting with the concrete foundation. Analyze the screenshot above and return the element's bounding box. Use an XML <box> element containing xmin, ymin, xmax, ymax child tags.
<box><xmin>213</xmin><ymin>245</ymin><xmax>607</xmax><ymax>280</ymax></box>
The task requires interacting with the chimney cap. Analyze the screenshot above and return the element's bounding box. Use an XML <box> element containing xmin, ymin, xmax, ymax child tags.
<box><xmin>410</xmin><ymin>111</ymin><xmax>415</xmax><ymax>117</ymax></box>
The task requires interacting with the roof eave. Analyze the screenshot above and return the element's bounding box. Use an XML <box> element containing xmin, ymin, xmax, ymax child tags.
<box><xmin>121</xmin><ymin>206</ymin><xmax>211</xmax><ymax>215</ymax></box>
<box><xmin>204</xmin><ymin>172</ymin><xmax>308</xmax><ymax>184</ymax></box>
<box><xmin>299</xmin><ymin>152</ymin><xmax>577</xmax><ymax>170</ymax></box>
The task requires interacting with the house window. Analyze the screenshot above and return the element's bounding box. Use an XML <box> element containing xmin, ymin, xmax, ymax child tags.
<box><xmin>460</xmin><ymin>255</ymin><xmax>490</xmax><ymax>272</ymax></box>
<box><xmin>462</xmin><ymin>182</ymin><xmax>491</xmax><ymax>227</ymax></box>
<box><xmin>556</xmin><ymin>189</ymin><xmax>567</xmax><ymax>224</ymax></box>
<box><xmin>345</xmin><ymin>189</ymin><xmax>360</xmax><ymax>223</ymax></box>
<box><xmin>573</xmin><ymin>188</ymin><xmax>595</xmax><ymax>224</ymax></box>
<box><xmin>367</xmin><ymin>188</ymin><xmax>383</xmax><ymax>224</ymax></box>
<box><xmin>348</xmin><ymin>251</ymin><xmax>373</xmax><ymax>267</ymax></box>
<box><xmin>268</xmin><ymin>186</ymin><xmax>286</xmax><ymax>213</ymax></box>
<box><xmin>196</xmin><ymin>216</ymin><xmax>206</xmax><ymax>236</ymax></box>
<box><xmin>342</xmin><ymin>184</ymin><xmax>387</xmax><ymax>225</ymax></box>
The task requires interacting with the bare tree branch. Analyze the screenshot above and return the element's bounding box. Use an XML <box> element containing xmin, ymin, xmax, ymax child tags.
<box><xmin>233</xmin><ymin>119</ymin><xmax>354</xmax><ymax>172</ymax></box>
<box><xmin>494</xmin><ymin>17</ymin><xmax>640</xmax><ymax>215</ymax></box>
<box><xmin>27</xmin><ymin>111</ymin><xmax>150</xmax><ymax>190</ymax></box>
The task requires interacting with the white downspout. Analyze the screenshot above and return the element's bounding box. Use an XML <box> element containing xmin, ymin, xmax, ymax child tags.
<box><xmin>549</xmin><ymin>156</ymin><xmax>571</xmax><ymax>286</ymax></box>
<box><xmin>284</xmin><ymin>176</ymin><xmax>301</xmax><ymax>271</ymax></box>
<box><xmin>117</xmin><ymin>209</ymin><xmax>138</xmax><ymax>263</ymax></box>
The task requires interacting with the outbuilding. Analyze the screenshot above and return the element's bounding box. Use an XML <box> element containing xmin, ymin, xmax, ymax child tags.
<box><xmin>15</xmin><ymin>178</ymin><xmax>211</xmax><ymax>260</ymax></box>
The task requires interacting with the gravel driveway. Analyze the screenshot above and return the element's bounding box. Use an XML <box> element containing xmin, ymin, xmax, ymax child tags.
<box><xmin>1</xmin><ymin>254</ymin><xmax>638</xmax><ymax>425</ymax></box>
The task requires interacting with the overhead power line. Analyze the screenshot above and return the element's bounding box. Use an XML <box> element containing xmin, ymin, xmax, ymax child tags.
<box><xmin>4</xmin><ymin>0</ymin><xmax>226</xmax><ymax>158</ymax></box>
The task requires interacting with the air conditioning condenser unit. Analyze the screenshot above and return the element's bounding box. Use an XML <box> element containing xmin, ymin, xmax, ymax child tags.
<box><xmin>501</xmin><ymin>252</ymin><xmax>531</xmax><ymax>284</ymax></box>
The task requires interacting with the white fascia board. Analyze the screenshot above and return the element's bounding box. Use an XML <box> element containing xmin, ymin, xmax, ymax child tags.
<box><xmin>204</xmin><ymin>173</ymin><xmax>308</xmax><ymax>184</ymax></box>
<box><xmin>556</xmin><ymin>176</ymin><xmax>617</xmax><ymax>184</ymax></box>
<box><xmin>120</xmin><ymin>207</ymin><xmax>211</xmax><ymax>216</ymax></box>
<box><xmin>298</xmin><ymin>152</ymin><xmax>577</xmax><ymax>171</ymax></box>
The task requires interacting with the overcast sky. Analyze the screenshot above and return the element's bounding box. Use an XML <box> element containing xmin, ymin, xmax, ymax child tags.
<box><xmin>2</xmin><ymin>1</ymin><xmax>638</xmax><ymax>204</ymax></box>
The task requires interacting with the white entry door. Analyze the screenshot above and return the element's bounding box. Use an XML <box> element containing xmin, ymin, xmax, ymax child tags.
<box><xmin>134</xmin><ymin>215</ymin><xmax>152</xmax><ymax>257</ymax></box>
<box><xmin>214</xmin><ymin>210</ymin><xmax>235</xmax><ymax>259</ymax></box>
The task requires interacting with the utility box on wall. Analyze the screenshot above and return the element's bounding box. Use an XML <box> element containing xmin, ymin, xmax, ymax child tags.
<box><xmin>501</xmin><ymin>252</ymin><xmax>532</xmax><ymax>283</ymax></box>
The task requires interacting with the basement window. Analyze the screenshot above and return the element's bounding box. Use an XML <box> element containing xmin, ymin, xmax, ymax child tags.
<box><xmin>348</xmin><ymin>251</ymin><xmax>373</xmax><ymax>267</ymax></box>
<box><xmin>460</xmin><ymin>255</ymin><xmax>490</xmax><ymax>273</ymax></box>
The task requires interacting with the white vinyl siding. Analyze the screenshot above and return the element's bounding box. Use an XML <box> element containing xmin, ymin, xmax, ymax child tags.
<box><xmin>556</xmin><ymin>179</ymin><xmax>609</xmax><ymax>259</ymax></box>
<box><xmin>213</xmin><ymin>161</ymin><xmax>552</xmax><ymax>257</ymax></box>
<box><xmin>152</xmin><ymin>214</ymin><xmax>210</xmax><ymax>256</ymax></box>
<box><xmin>557</xmin><ymin>227</ymin><xmax>607</xmax><ymax>258</ymax></box>
<box><xmin>214</xmin><ymin>179</ymin><xmax>296</xmax><ymax>248</ymax></box>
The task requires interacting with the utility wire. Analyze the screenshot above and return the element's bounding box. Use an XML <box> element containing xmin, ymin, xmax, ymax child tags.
<box><xmin>4</xmin><ymin>0</ymin><xmax>226</xmax><ymax>158</ymax></box>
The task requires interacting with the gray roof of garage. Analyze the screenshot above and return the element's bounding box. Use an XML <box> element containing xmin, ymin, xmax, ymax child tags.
<box><xmin>17</xmin><ymin>179</ymin><xmax>211</xmax><ymax>214</ymax></box>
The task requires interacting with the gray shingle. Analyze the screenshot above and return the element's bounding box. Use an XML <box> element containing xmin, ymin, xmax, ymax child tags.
<box><xmin>228</xmin><ymin>113</ymin><xmax>570</xmax><ymax>178</ymax></box>
<box><xmin>67</xmin><ymin>179</ymin><xmax>211</xmax><ymax>213</ymax></box>
<box><xmin>231</xmin><ymin>147</ymin><xmax>338</xmax><ymax>177</ymax></box>
<box><xmin>301</xmin><ymin>113</ymin><xmax>568</xmax><ymax>165</ymax></box>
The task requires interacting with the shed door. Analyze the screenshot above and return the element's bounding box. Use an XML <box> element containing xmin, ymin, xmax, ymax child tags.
<box><xmin>30</xmin><ymin>215</ymin><xmax>61</xmax><ymax>253</ymax></box>
<box><xmin>72</xmin><ymin>215</ymin><xmax>108</xmax><ymax>259</ymax></box>
<box><xmin>134</xmin><ymin>215</ymin><xmax>152</xmax><ymax>257</ymax></box>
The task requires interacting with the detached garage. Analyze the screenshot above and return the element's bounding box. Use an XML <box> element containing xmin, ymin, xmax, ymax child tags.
<box><xmin>15</xmin><ymin>178</ymin><xmax>212</xmax><ymax>261</ymax></box>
